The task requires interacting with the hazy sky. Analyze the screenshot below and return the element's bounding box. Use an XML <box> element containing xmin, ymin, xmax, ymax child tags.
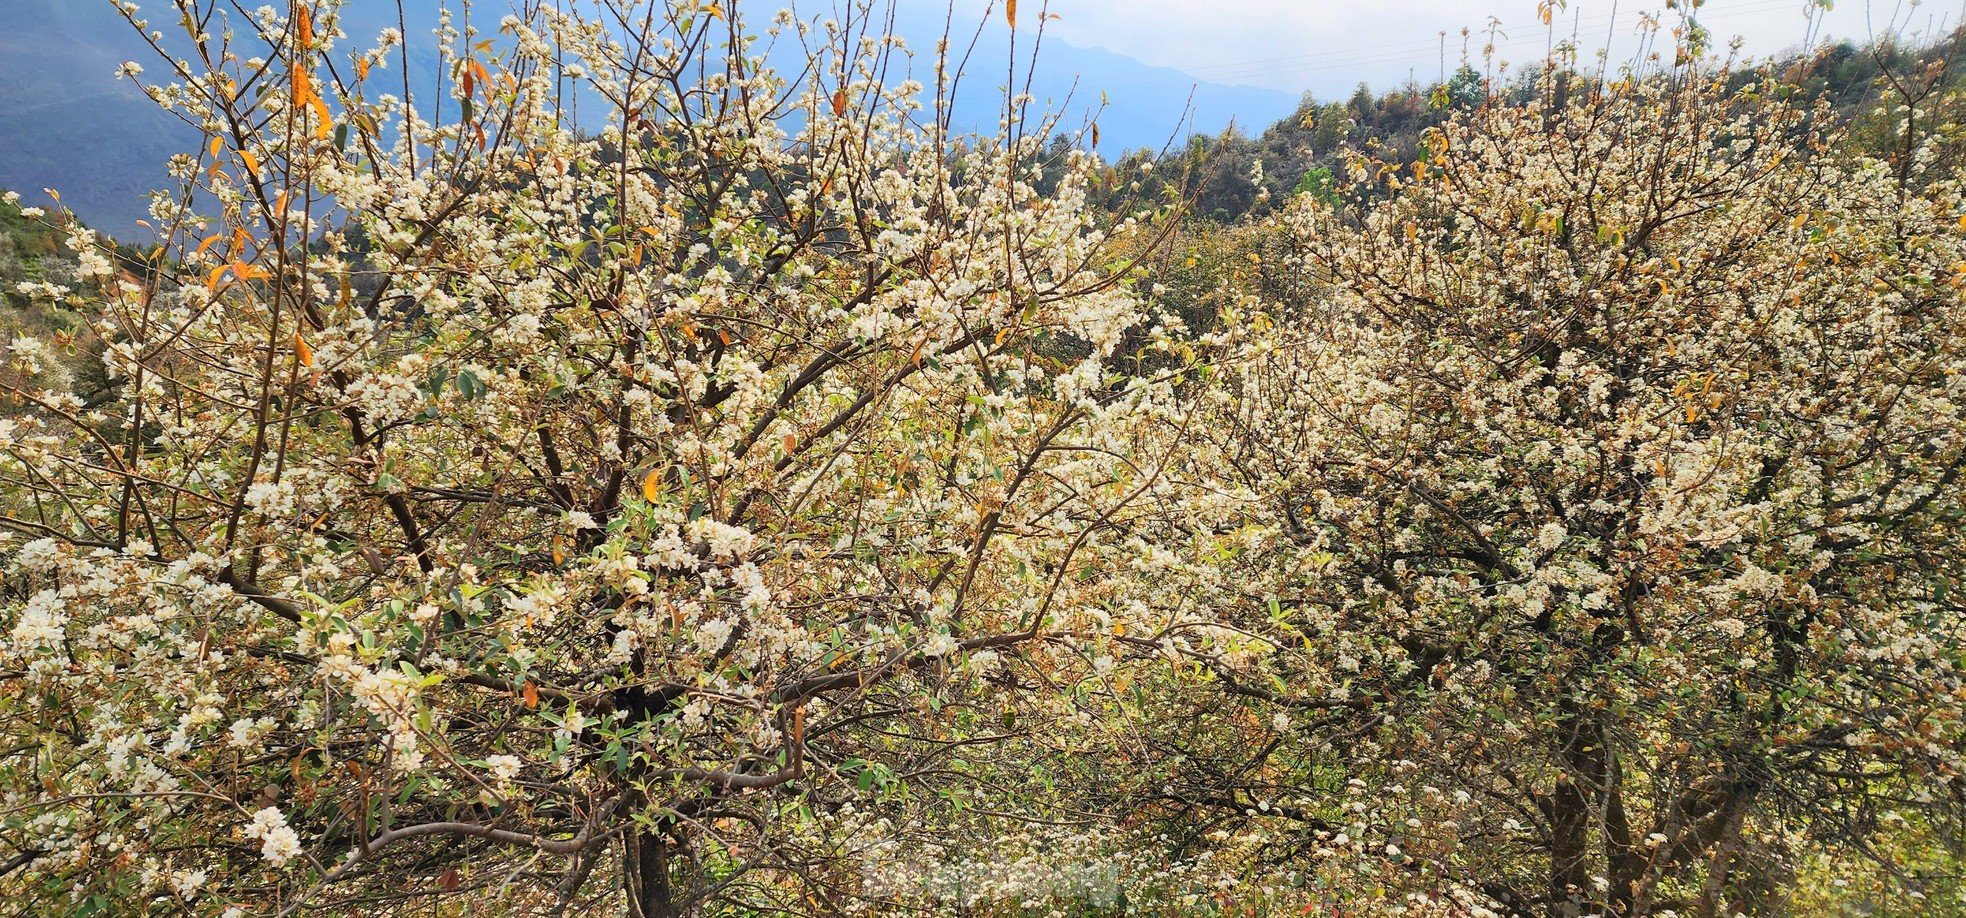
<box><xmin>939</xmin><ymin>0</ymin><xmax>1961</xmax><ymax>97</ymax></box>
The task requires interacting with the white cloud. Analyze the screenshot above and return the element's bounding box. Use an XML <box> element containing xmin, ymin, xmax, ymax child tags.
<box><xmin>938</xmin><ymin>0</ymin><xmax>1936</xmax><ymax>96</ymax></box>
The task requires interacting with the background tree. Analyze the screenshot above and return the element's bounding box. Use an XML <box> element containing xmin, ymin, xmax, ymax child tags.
<box><xmin>1207</xmin><ymin>58</ymin><xmax>1966</xmax><ymax>917</ymax></box>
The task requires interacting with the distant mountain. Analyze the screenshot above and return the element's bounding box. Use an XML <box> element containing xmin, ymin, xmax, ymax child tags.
<box><xmin>0</xmin><ymin>0</ymin><xmax>199</xmax><ymax>239</ymax></box>
<box><xmin>0</xmin><ymin>1</ymin><xmax>1296</xmax><ymax>239</ymax></box>
<box><xmin>849</xmin><ymin>3</ymin><xmax>1298</xmax><ymax>154</ymax></box>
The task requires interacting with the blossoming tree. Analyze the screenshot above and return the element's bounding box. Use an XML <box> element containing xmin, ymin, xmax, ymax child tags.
<box><xmin>1207</xmin><ymin>62</ymin><xmax>1966</xmax><ymax>915</ymax></box>
<box><xmin>0</xmin><ymin>1</ymin><xmax>1212</xmax><ymax>913</ymax></box>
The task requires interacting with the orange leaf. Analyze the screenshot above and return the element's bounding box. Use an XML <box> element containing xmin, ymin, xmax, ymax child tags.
<box><xmin>1006</xmin><ymin>0</ymin><xmax>1017</xmax><ymax>28</ymax></box>
<box><xmin>830</xmin><ymin>89</ymin><xmax>847</xmax><ymax>117</ymax></box>
<box><xmin>291</xmin><ymin>65</ymin><xmax>310</xmax><ymax>113</ymax></box>
<box><xmin>308</xmin><ymin>92</ymin><xmax>333</xmax><ymax>140</ymax></box>
<box><xmin>642</xmin><ymin>468</ymin><xmax>663</xmax><ymax>502</ymax></box>
<box><xmin>294</xmin><ymin>332</ymin><xmax>314</xmax><ymax>367</ymax></box>
<box><xmin>521</xmin><ymin>681</ymin><xmax>539</xmax><ymax>709</ymax></box>
<box><xmin>356</xmin><ymin>58</ymin><xmax>371</xmax><ymax>81</ymax></box>
<box><xmin>294</xmin><ymin>3</ymin><xmax>313</xmax><ymax>48</ymax></box>
<box><xmin>782</xmin><ymin>433</ymin><xmax>798</xmax><ymax>453</ymax></box>
<box><xmin>238</xmin><ymin>150</ymin><xmax>261</xmax><ymax>176</ymax></box>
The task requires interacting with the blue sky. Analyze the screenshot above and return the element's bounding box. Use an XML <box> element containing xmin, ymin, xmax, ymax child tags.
<box><xmin>933</xmin><ymin>0</ymin><xmax>1950</xmax><ymax>96</ymax></box>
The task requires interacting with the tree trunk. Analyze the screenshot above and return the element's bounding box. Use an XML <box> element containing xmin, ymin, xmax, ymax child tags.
<box><xmin>625</xmin><ymin>827</ymin><xmax>676</xmax><ymax>918</ymax></box>
<box><xmin>1549</xmin><ymin>769</ymin><xmax>1591</xmax><ymax>918</ymax></box>
<box><xmin>1549</xmin><ymin>691</ymin><xmax>1606</xmax><ymax>918</ymax></box>
<box><xmin>1604</xmin><ymin>748</ymin><xmax>1645</xmax><ymax>916</ymax></box>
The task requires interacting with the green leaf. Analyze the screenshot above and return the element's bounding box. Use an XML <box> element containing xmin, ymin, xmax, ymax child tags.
<box><xmin>456</xmin><ymin>369</ymin><xmax>486</xmax><ymax>401</ymax></box>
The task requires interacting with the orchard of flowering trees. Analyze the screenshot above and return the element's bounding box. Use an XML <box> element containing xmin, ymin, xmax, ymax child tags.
<box><xmin>1</xmin><ymin>1</ymin><xmax>1963</xmax><ymax>916</ymax></box>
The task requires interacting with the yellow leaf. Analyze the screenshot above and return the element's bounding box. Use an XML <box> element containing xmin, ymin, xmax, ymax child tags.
<box><xmin>1006</xmin><ymin>0</ymin><xmax>1017</xmax><ymax>28</ymax></box>
<box><xmin>238</xmin><ymin>150</ymin><xmax>261</xmax><ymax>176</ymax></box>
<box><xmin>208</xmin><ymin>136</ymin><xmax>223</xmax><ymax>161</ymax></box>
<box><xmin>293</xmin><ymin>332</ymin><xmax>314</xmax><ymax>367</ymax></box>
<box><xmin>642</xmin><ymin>468</ymin><xmax>662</xmax><ymax>502</ymax></box>
<box><xmin>356</xmin><ymin>57</ymin><xmax>370</xmax><ymax>81</ymax></box>
<box><xmin>551</xmin><ymin>533</ymin><xmax>566</xmax><ymax>566</ymax></box>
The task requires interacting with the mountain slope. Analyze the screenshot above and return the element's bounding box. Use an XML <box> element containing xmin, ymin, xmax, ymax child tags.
<box><xmin>0</xmin><ymin>1</ymin><xmax>199</xmax><ymax>239</ymax></box>
<box><xmin>0</xmin><ymin>1</ymin><xmax>1295</xmax><ymax>238</ymax></box>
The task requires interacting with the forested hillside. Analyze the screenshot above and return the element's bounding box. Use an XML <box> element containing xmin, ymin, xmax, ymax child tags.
<box><xmin>1126</xmin><ymin>30</ymin><xmax>1966</xmax><ymax>222</ymax></box>
<box><xmin>1</xmin><ymin>3</ymin><xmax>1963</xmax><ymax>917</ymax></box>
